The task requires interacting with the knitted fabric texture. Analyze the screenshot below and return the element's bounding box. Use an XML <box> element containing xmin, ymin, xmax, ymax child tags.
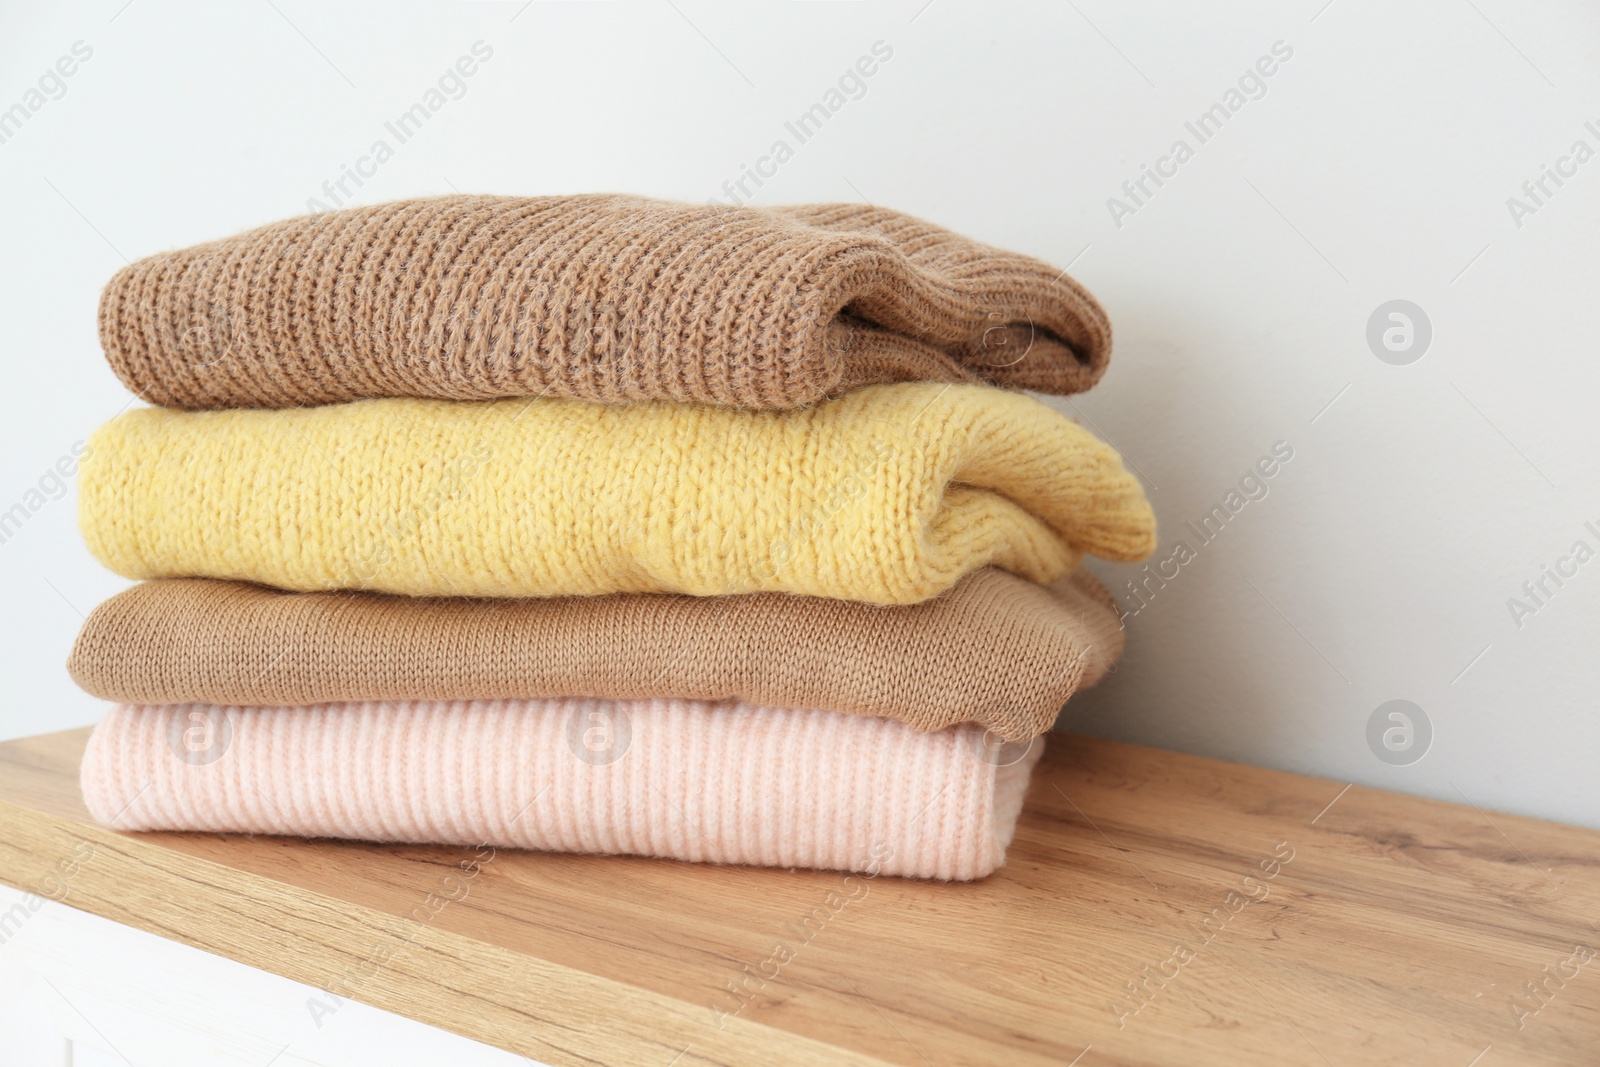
<box><xmin>98</xmin><ymin>195</ymin><xmax>1111</xmax><ymax>411</ymax></box>
<box><xmin>67</xmin><ymin>568</ymin><xmax>1123</xmax><ymax>741</ymax></box>
<box><xmin>79</xmin><ymin>382</ymin><xmax>1156</xmax><ymax>604</ymax></box>
<box><xmin>80</xmin><ymin>699</ymin><xmax>1045</xmax><ymax>881</ymax></box>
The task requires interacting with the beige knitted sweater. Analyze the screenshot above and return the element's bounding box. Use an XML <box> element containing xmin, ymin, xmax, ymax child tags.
<box><xmin>99</xmin><ymin>195</ymin><xmax>1111</xmax><ymax>410</ymax></box>
<box><xmin>68</xmin><ymin>569</ymin><xmax>1124</xmax><ymax>741</ymax></box>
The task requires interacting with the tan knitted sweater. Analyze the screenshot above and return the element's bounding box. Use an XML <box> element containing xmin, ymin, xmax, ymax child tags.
<box><xmin>67</xmin><ymin>568</ymin><xmax>1124</xmax><ymax>741</ymax></box>
<box><xmin>99</xmin><ymin>195</ymin><xmax>1111</xmax><ymax>410</ymax></box>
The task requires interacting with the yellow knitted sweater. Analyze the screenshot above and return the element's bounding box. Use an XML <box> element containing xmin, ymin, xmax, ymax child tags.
<box><xmin>80</xmin><ymin>383</ymin><xmax>1155</xmax><ymax>604</ymax></box>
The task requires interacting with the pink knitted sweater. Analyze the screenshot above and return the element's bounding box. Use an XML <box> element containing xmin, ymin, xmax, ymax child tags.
<box><xmin>81</xmin><ymin>699</ymin><xmax>1044</xmax><ymax>881</ymax></box>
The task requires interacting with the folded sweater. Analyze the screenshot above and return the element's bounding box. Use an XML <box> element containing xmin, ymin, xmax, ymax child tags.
<box><xmin>81</xmin><ymin>699</ymin><xmax>1045</xmax><ymax>881</ymax></box>
<box><xmin>80</xmin><ymin>382</ymin><xmax>1155</xmax><ymax>604</ymax></box>
<box><xmin>67</xmin><ymin>568</ymin><xmax>1122</xmax><ymax>740</ymax></box>
<box><xmin>98</xmin><ymin>195</ymin><xmax>1110</xmax><ymax>412</ymax></box>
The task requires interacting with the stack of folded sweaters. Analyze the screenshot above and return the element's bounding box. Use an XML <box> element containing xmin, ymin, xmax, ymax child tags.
<box><xmin>68</xmin><ymin>195</ymin><xmax>1155</xmax><ymax>881</ymax></box>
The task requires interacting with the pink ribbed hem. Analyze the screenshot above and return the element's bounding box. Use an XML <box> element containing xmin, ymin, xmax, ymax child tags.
<box><xmin>80</xmin><ymin>699</ymin><xmax>1045</xmax><ymax>881</ymax></box>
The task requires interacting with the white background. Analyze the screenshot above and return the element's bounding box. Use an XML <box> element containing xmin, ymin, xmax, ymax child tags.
<box><xmin>2</xmin><ymin>0</ymin><xmax>1596</xmax><ymax>828</ymax></box>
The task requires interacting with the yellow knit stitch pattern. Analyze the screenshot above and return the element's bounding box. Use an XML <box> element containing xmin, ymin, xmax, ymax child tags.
<box><xmin>80</xmin><ymin>383</ymin><xmax>1156</xmax><ymax>605</ymax></box>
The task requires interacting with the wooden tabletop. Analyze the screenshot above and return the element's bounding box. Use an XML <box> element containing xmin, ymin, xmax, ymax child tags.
<box><xmin>2</xmin><ymin>728</ymin><xmax>1597</xmax><ymax>1067</ymax></box>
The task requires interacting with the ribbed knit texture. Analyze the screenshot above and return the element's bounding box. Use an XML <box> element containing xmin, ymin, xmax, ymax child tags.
<box><xmin>79</xmin><ymin>382</ymin><xmax>1155</xmax><ymax>604</ymax></box>
<box><xmin>80</xmin><ymin>700</ymin><xmax>1045</xmax><ymax>881</ymax></box>
<box><xmin>67</xmin><ymin>568</ymin><xmax>1123</xmax><ymax>741</ymax></box>
<box><xmin>98</xmin><ymin>195</ymin><xmax>1111</xmax><ymax>412</ymax></box>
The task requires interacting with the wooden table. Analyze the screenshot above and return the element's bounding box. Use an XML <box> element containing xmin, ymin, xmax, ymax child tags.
<box><xmin>2</xmin><ymin>727</ymin><xmax>1596</xmax><ymax>1066</ymax></box>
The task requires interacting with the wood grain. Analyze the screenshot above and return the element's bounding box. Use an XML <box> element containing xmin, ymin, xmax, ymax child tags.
<box><xmin>2</xmin><ymin>727</ymin><xmax>1598</xmax><ymax>1066</ymax></box>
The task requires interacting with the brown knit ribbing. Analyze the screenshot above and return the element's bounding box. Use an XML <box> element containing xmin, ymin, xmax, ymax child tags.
<box><xmin>98</xmin><ymin>195</ymin><xmax>1111</xmax><ymax>410</ymax></box>
<box><xmin>68</xmin><ymin>569</ymin><xmax>1125</xmax><ymax>741</ymax></box>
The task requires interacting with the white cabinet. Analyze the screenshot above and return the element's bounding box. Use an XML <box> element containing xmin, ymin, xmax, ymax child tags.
<box><xmin>0</xmin><ymin>885</ymin><xmax>541</xmax><ymax>1066</ymax></box>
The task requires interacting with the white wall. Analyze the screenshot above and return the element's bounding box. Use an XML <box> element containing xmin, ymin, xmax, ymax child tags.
<box><xmin>2</xmin><ymin>0</ymin><xmax>1596</xmax><ymax>827</ymax></box>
